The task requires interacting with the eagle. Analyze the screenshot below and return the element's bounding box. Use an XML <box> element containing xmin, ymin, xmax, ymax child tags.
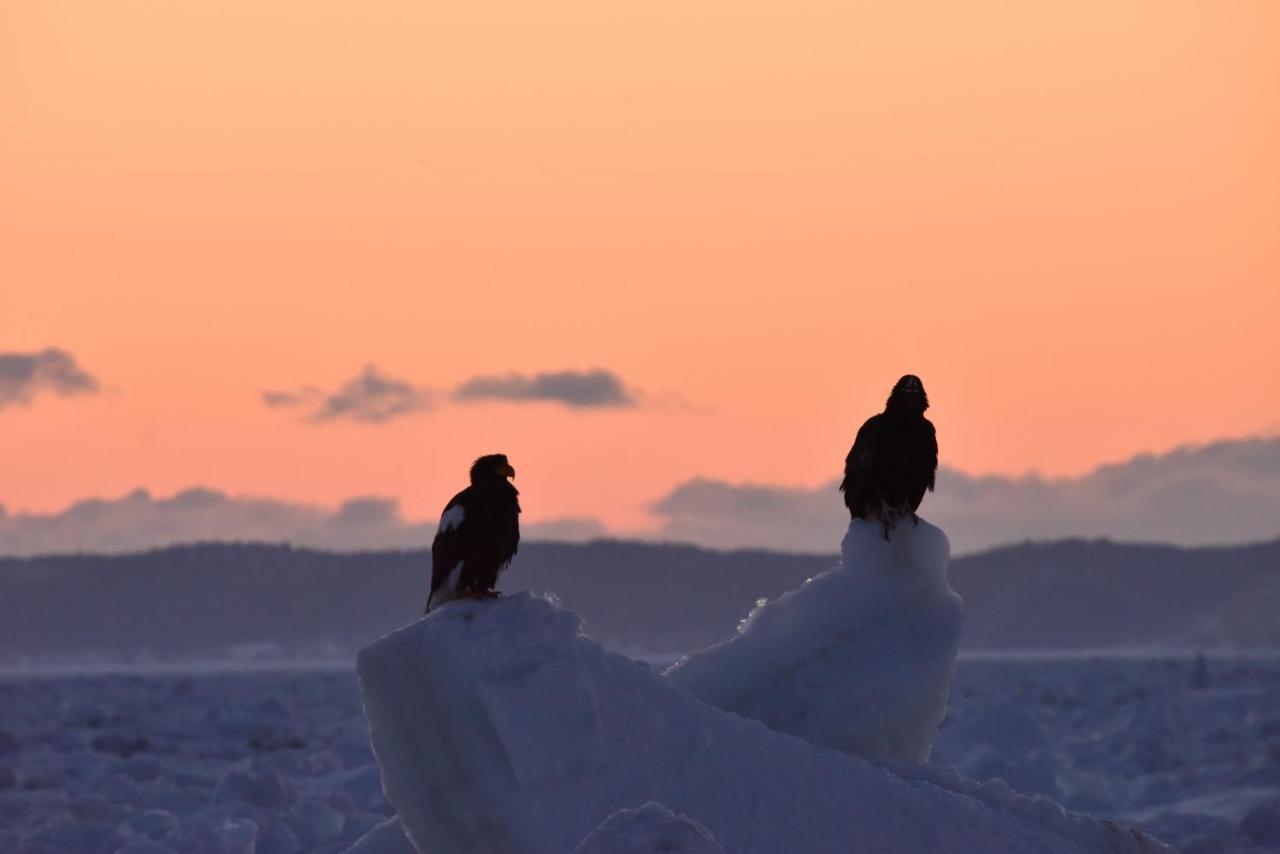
<box><xmin>839</xmin><ymin>375</ymin><xmax>938</xmax><ymax>538</ymax></box>
<box><xmin>425</xmin><ymin>453</ymin><xmax>521</xmax><ymax>612</ymax></box>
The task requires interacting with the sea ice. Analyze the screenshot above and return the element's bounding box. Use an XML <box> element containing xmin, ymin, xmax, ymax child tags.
<box><xmin>214</xmin><ymin>768</ymin><xmax>298</xmax><ymax>811</ymax></box>
<box><xmin>0</xmin><ymin>656</ymin><xmax>1270</xmax><ymax>854</ymax></box>
<box><xmin>567</xmin><ymin>803</ymin><xmax>723</xmax><ymax>854</ymax></box>
<box><xmin>338</xmin><ymin>818</ymin><xmax>417</xmax><ymax>854</ymax></box>
<box><xmin>1242</xmin><ymin>801</ymin><xmax>1280</xmax><ymax>846</ymax></box>
<box><xmin>354</xmin><ymin>593</ymin><xmax>1169</xmax><ymax>853</ymax></box>
<box><xmin>666</xmin><ymin>516</ymin><xmax>962</xmax><ymax>762</ymax></box>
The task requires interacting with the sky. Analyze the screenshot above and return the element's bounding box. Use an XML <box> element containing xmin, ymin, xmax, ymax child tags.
<box><xmin>2</xmin><ymin>1</ymin><xmax>1278</xmax><ymax>540</ymax></box>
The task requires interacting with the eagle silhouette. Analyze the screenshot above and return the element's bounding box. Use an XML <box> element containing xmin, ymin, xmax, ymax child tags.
<box><xmin>839</xmin><ymin>375</ymin><xmax>938</xmax><ymax>538</ymax></box>
<box><xmin>425</xmin><ymin>453</ymin><xmax>520</xmax><ymax>612</ymax></box>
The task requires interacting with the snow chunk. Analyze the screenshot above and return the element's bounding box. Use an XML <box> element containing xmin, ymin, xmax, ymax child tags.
<box><xmin>1241</xmin><ymin>801</ymin><xmax>1280</xmax><ymax>846</ymax></box>
<box><xmin>943</xmin><ymin>702</ymin><xmax>1049</xmax><ymax>755</ymax></box>
<box><xmin>214</xmin><ymin>768</ymin><xmax>298</xmax><ymax>811</ymax></box>
<box><xmin>568</xmin><ymin>803</ymin><xmax>723</xmax><ymax>854</ymax></box>
<box><xmin>115</xmin><ymin>841</ymin><xmax>177</xmax><ymax>854</ymax></box>
<box><xmin>125</xmin><ymin>809</ymin><xmax>180</xmax><ymax>840</ymax></box>
<box><xmin>338</xmin><ymin>818</ymin><xmax>417</xmax><ymax>854</ymax></box>
<box><xmin>165</xmin><ymin>816</ymin><xmax>258</xmax><ymax>854</ymax></box>
<box><xmin>356</xmin><ymin>593</ymin><xmax>1170</xmax><ymax>854</ymax></box>
<box><xmin>666</xmin><ymin>517</ymin><xmax>962</xmax><ymax>762</ymax></box>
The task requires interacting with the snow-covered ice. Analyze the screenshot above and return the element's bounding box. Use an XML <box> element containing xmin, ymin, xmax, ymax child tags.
<box><xmin>0</xmin><ymin>669</ymin><xmax>391</xmax><ymax>854</ymax></box>
<box><xmin>3</xmin><ymin>656</ymin><xmax>1278</xmax><ymax>853</ymax></box>
<box><xmin>338</xmin><ymin>817</ymin><xmax>417</xmax><ymax>854</ymax></box>
<box><xmin>334</xmin><ymin>804</ymin><xmax>725</xmax><ymax>854</ymax></box>
<box><xmin>666</xmin><ymin>516</ymin><xmax>962</xmax><ymax>762</ymax></box>
<box><xmin>0</xmin><ymin>516</ymin><xmax>1272</xmax><ymax>854</ymax></box>
<box><xmin>568</xmin><ymin>803</ymin><xmax>723</xmax><ymax>854</ymax></box>
<box><xmin>354</xmin><ymin>593</ymin><xmax>1168</xmax><ymax>853</ymax></box>
<box><xmin>934</xmin><ymin>655</ymin><xmax>1280</xmax><ymax>851</ymax></box>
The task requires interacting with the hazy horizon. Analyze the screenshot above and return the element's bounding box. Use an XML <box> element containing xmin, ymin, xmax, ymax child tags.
<box><xmin>3</xmin><ymin>433</ymin><xmax>1277</xmax><ymax>556</ymax></box>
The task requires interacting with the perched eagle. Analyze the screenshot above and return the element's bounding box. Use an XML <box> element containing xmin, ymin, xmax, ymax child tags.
<box><xmin>839</xmin><ymin>375</ymin><xmax>938</xmax><ymax>538</ymax></box>
<box><xmin>425</xmin><ymin>453</ymin><xmax>521</xmax><ymax>612</ymax></box>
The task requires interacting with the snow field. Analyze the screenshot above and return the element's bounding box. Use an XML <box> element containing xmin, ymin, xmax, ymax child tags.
<box><xmin>2</xmin><ymin>658</ymin><xmax>1277</xmax><ymax>852</ymax></box>
<box><xmin>355</xmin><ymin>593</ymin><xmax>1170</xmax><ymax>853</ymax></box>
<box><xmin>0</xmin><ymin>670</ymin><xmax>388</xmax><ymax>854</ymax></box>
<box><xmin>2</xmin><ymin>515</ymin><xmax>1275</xmax><ymax>854</ymax></box>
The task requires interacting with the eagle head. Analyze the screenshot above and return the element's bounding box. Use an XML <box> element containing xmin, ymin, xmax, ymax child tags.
<box><xmin>470</xmin><ymin>453</ymin><xmax>516</xmax><ymax>484</ymax></box>
<box><xmin>886</xmin><ymin>375</ymin><xmax>929</xmax><ymax>414</ymax></box>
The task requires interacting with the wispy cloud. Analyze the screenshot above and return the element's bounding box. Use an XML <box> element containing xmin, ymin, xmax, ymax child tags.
<box><xmin>649</xmin><ymin>437</ymin><xmax>1280</xmax><ymax>555</ymax></box>
<box><xmin>264</xmin><ymin>366</ymin><xmax>434</xmax><ymax>424</ymax></box>
<box><xmin>266</xmin><ymin>366</ymin><xmax>645</xmax><ymax>423</ymax></box>
<box><xmin>453</xmin><ymin>369</ymin><xmax>635</xmax><ymax>408</ymax></box>
<box><xmin>261</xmin><ymin>387</ymin><xmax>320</xmax><ymax>409</ymax></box>
<box><xmin>0</xmin><ymin>348</ymin><xmax>100</xmax><ymax>410</ymax></box>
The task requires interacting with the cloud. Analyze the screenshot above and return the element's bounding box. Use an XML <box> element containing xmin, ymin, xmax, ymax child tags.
<box><xmin>261</xmin><ymin>387</ymin><xmax>320</xmax><ymax>409</ymax></box>
<box><xmin>649</xmin><ymin>437</ymin><xmax>1280</xmax><ymax>555</ymax></box>
<box><xmin>266</xmin><ymin>367</ymin><xmax>645</xmax><ymax>423</ymax></box>
<box><xmin>0</xmin><ymin>348</ymin><xmax>100</xmax><ymax>410</ymax></box>
<box><xmin>0</xmin><ymin>488</ymin><xmax>609</xmax><ymax>556</ymax></box>
<box><xmin>650</xmin><ymin>479</ymin><xmax>840</xmax><ymax>554</ymax></box>
<box><xmin>453</xmin><ymin>369</ymin><xmax>635</xmax><ymax>408</ymax></box>
<box><xmin>522</xmin><ymin>517</ymin><xmax>610</xmax><ymax>541</ymax></box>
<box><xmin>264</xmin><ymin>366</ymin><xmax>433</xmax><ymax>424</ymax></box>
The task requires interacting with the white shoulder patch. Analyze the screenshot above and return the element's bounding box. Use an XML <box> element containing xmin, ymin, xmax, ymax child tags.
<box><xmin>439</xmin><ymin>505</ymin><xmax>466</xmax><ymax>532</ymax></box>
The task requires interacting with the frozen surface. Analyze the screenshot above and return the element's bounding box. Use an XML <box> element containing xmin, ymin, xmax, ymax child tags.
<box><xmin>338</xmin><ymin>817</ymin><xmax>416</xmax><ymax>854</ymax></box>
<box><xmin>666</xmin><ymin>516</ymin><xmax>962</xmax><ymax>761</ymax></box>
<box><xmin>0</xmin><ymin>669</ymin><xmax>390</xmax><ymax>854</ymax></box>
<box><xmin>1</xmin><ymin>656</ymin><xmax>1277</xmax><ymax>853</ymax></box>
<box><xmin>567</xmin><ymin>802</ymin><xmax>723</xmax><ymax>854</ymax></box>
<box><xmin>934</xmin><ymin>656</ymin><xmax>1280</xmax><ymax>852</ymax></box>
<box><xmin>356</xmin><ymin>594</ymin><xmax>1167</xmax><ymax>854</ymax></box>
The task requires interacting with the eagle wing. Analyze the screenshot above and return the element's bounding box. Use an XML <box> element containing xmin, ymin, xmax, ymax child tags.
<box><xmin>427</xmin><ymin>484</ymin><xmax>520</xmax><ymax>610</ymax></box>
<box><xmin>840</xmin><ymin>415</ymin><xmax>880</xmax><ymax>517</ymax></box>
<box><xmin>904</xmin><ymin>417</ymin><xmax>938</xmax><ymax>511</ymax></box>
<box><xmin>429</xmin><ymin>489</ymin><xmax>472</xmax><ymax>604</ymax></box>
<box><xmin>840</xmin><ymin>413</ymin><xmax>938</xmax><ymax>517</ymax></box>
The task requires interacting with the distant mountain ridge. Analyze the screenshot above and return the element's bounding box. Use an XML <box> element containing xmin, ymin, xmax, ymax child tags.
<box><xmin>1</xmin><ymin>536</ymin><xmax>1277</xmax><ymax>665</ymax></box>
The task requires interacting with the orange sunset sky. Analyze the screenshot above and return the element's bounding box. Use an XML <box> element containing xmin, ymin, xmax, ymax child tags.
<box><xmin>2</xmin><ymin>0</ymin><xmax>1278</xmax><ymax>532</ymax></box>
